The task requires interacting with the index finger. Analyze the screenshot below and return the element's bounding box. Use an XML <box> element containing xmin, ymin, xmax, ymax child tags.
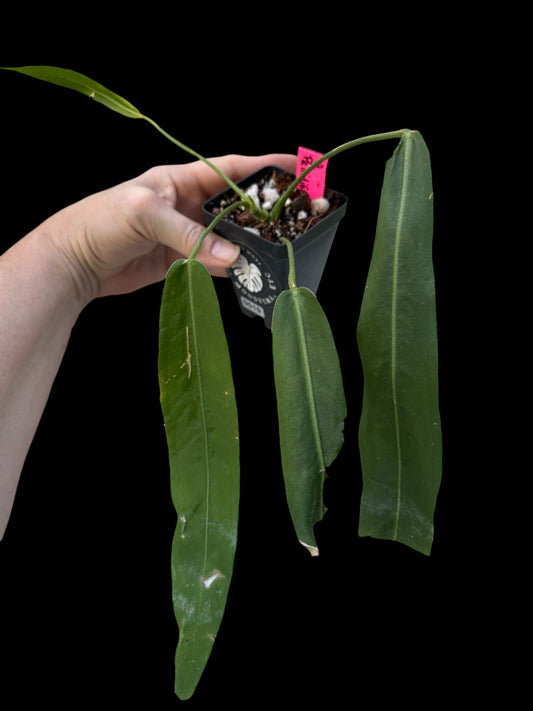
<box><xmin>189</xmin><ymin>153</ymin><xmax>298</xmax><ymax>200</ymax></box>
<box><xmin>167</xmin><ymin>153</ymin><xmax>297</xmax><ymax>222</ymax></box>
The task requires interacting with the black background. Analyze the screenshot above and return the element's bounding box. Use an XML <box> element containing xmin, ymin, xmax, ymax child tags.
<box><xmin>0</xmin><ymin>14</ymin><xmax>513</xmax><ymax>709</ymax></box>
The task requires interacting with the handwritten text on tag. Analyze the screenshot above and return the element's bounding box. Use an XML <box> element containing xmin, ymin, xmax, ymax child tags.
<box><xmin>296</xmin><ymin>146</ymin><xmax>328</xmax><ymax>199</ymax></box>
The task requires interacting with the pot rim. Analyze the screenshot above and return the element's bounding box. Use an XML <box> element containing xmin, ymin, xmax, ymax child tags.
<box><xmin>202</xmin><ymin>165</ymin><xmax>348</xmax><ymax>256</ymax></box>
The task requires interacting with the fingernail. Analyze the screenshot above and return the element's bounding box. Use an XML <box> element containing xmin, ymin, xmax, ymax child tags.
<box><xmin>211</xmin><ymin>239</ymin><xmax>240</xmax><ymax>264</ymax></box>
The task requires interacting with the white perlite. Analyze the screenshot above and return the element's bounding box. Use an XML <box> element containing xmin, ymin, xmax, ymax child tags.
<box><xmin>311</xmin><ymin>197</ymin><xmax>330</xmax><ymax>216</ymax></box>
<box><xmin>260</xmin><ymin>178</ymin><xmax>280</xmax><ymax>210</ymax></box>
<box><xmin>245</xmin><ymin>183</ymin><xmax>261</xmax><ymax>209</ymax></box>
<box><xmin>243</xmin><ymin>180</ymin><xmax>331</xmax><ymax>225</ymax></box>
<box><xmin>245</xmin><ymin>178</ymin><xmax>283</xmax><ymax>212</ymax></box>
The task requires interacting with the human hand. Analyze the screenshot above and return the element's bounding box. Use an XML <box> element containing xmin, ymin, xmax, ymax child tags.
<box><xmin>40</xmin><ymin>153</ymin><xmax>296</xmax><ymax>304</ymax></box>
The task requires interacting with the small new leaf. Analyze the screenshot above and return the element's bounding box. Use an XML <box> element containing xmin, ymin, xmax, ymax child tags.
<box><xmin>2</xmin><ymin>66</ymin><xmax>144</xmax><ymax>119</ymax></box>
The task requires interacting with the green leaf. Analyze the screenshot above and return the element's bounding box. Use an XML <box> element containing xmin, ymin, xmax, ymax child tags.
<box><xmin>158</xmin><ymin>259</ymin><xmax>239</xmax><ymax>699</ymax></box>
<box><xmin>356</xmin><ymin>131</ymin><xmax>442</xmax><ymax>556</ymax></box>
<box><xmin>272</xmin><ymin>287</ymin><xmax>346</xmax><ymax>555</ymax></box>
<box><xmin>1</xmin><ymin>65</ymin><xmax>249</xmax><ymax>201</ymax></box>
<box><xmin>1</xmin><ymin>65</ymin><xmax>143</xmax><ymax>118</ymax></box>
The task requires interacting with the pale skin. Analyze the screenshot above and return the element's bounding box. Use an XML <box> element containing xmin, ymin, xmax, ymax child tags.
<box><xmin>0</xmin><ymin>153</ymin><xmax>297</xmax><ymax>539</ymax></box>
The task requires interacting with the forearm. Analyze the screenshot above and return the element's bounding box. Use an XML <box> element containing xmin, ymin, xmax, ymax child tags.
<box><xmin>0</xmin><ymin>228</ymin><xmax>84</xmax><ymax>539</ymax></box>
<box><xmin>0</xmin><ymin>156</ymin><xmax>297</xmax><ymax>540</ymax></box>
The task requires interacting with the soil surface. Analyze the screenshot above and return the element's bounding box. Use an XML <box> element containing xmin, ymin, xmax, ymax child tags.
<box><xmin>209</xmin><ymin>168</ymin><xmax>339</xmax><ymax>242</ymax></box>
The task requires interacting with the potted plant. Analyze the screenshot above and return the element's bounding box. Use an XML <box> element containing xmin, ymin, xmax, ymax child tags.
<box><xmin>202</xmin><ymin>164</ymin><xmax>348</xmax><ymax>327</ymax></box>
<box><xmin>1</xmin><ymin>66</ymin><xmax>442</xmax><ymax>700</ymax></box>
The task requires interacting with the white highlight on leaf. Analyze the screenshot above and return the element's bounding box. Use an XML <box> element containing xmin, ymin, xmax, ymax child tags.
<box><xmin>201</xmin><ymin>569</ymin><xmax>225</xmax><ymax>589</ymax></box>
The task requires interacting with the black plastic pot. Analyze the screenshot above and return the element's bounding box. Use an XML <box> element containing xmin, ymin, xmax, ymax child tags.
<box><xmin>202</xmin><ymin>166</ymin><xmax>348</xmax><ymax>328</ymax></box>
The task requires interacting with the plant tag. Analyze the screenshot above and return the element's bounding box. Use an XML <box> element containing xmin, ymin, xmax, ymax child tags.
<box><xmin>296</xmin><ymin>146</ymin><xmax>328</xmax><ymax>199</ymax></box>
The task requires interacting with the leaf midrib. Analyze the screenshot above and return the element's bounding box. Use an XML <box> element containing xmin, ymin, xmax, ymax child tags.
<box><xmin>292</xmin><ymin>289</ymin><xmax>326</xmax><ymax>476</ymax></box>
<box><xmin>390</xmin><ymin>134</ymin><xmax>412</xmax><ymax>540</ymax></box>
<box><xmin>187</xmin><ymin>263</ymin><xmax>211</xmax><ymax>629</ymax></box>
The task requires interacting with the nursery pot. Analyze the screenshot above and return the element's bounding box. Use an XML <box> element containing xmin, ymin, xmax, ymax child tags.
<box><xmin>202</xmin><ymin>166</ymin><xmax>348</xmax><ymax>328</ymax></box>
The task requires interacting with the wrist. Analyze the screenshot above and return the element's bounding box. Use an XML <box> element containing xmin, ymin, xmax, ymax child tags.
<box><xmin>4</xmin><ymin>227</ymin><xmax>89</xmax><ymax>322</ymax></box>
<box><xmin>32</xmin><ymin>212</ymin><xmax>99</xmax><ymax>309</ymax></box>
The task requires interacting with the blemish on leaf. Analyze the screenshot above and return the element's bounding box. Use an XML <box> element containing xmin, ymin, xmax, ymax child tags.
<box><xmin>180</xmin><ymin>325</ymin><xmax>192</xmax><ymax>379</ymax></box>
<box><xmin>201</xmin><ymin>569</ymin><xmax>225</xmax><ymax>589</ymax></box>
<box><xmin>299</xmin><ymin>540</ymin><xmax>319</xmax><ymax>557</ymax></box>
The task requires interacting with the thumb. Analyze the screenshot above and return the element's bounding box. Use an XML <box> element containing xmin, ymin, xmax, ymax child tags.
<box><xmin>141</xmin><ymin>195</ymin><xmax>241</xmax><ymax>275</ymax></box>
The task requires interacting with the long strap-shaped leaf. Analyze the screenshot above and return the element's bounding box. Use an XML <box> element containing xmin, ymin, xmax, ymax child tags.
<box><xmin>158</xmin><ymin>259</ymin><xmax>239</xmax><ymax>699</ymax></box>
<box><xmin>357</xmin><ymin>131</ymin><xmax>442</xmax><ymax>556</ymax></box>
<box><xmin>272</xmin><ymin>286</ymin><xmax>346</xmax><ymax>555</ymax></box>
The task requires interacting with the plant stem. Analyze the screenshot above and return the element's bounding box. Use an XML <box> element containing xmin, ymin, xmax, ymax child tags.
<box><xmin>279</xmin><ymin>237</ymin><xmax>297</xmax><ymax>289</ymax></box>
<box><xmin>270</xmin><ymin>129</ymin><xmax>411</xmax><ymax>222</ymax></box>
<box><xmin>188</xmin><ymin>201</ymin><xmax>246</xmax><ymax>261</ymax></box>
<box><xmin>142</xmin><ymin>116</ymin><xmax>254</xmax><ymax>208</ymax></box>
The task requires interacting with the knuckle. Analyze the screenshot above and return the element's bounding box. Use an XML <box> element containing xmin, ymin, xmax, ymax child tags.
<box><xmin>123</xmin><ymin>185</ymin><xmax>158</xmax><ymax>215</ymax></box>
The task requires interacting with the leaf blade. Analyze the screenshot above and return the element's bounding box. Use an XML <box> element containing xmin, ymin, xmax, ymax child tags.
<box><xmin>272</xmin><ymin>287</ymin><xmax>346</xmax><ymax>555</ymax></box>
<box><xmin>158</xmin><ymin>259</ymin><xmax>239</xmax><ymax>699</ymax></box>
<box><xmin>356</xmin><ymin>131</ymin><xmax>442</xmax><ymax>555</ymax></box>
<box><xmin>1</xmin><ymin>65</ymin><xmax>143</xmax><ymax>118</ymax></box>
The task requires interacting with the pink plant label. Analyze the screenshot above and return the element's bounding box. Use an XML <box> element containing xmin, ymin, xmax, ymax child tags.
<box><xmin>296</xmin><ymin>146</ymin><xmax>328</xmax><ymax>199</ymax></box>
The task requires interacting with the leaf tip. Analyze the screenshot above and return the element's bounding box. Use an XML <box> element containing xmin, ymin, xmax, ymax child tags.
<box><xmin>299</xmin><ymin>540</ymin><xmax>319</xmax><ymax>557</ymax></box>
